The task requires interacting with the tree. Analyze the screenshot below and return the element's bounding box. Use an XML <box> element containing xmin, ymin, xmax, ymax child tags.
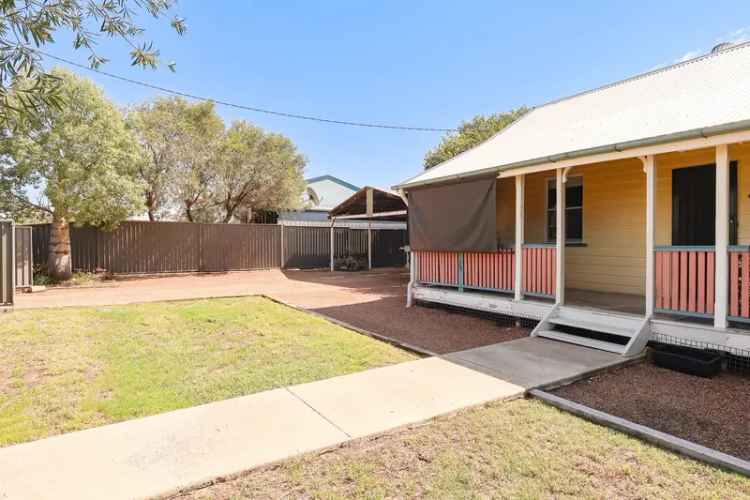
<box><xmin>215</xmin><ymin>121</ymin><xmax>306</xmax><ymax>223</ymax></box>
<box><xmin>0</xmin><ymin>0</ymin><xmax>186</xmax><ymax>128</ymax></box>
<box><xmin>127</xmin><ymin>97</ymin><xmax>187</xmax><ymax>221</ymax></box>
<box><xmin>0</xmin><ymin>68</ymin><xmax>144</xmax><ymax>280</ymax></box>
<box><xmin>164</xmin><ymin>99</ymin><xmax>225</xmax><ymax>222</ymax></box>
<box><xmin>423</xmin><ymin>108</ymin><xmax>528</xmax><ymax>169</ymax></box>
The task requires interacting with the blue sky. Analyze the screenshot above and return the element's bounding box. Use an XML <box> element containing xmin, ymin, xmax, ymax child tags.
<box><xmin>42</xmin><ymin>1</ymin><xmax>750</xmax><ymax>190</ymax></box>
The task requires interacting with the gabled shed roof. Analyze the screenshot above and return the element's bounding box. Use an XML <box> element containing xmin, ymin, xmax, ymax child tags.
<box><xmin>396</xmin><ymin>42</ymin><xmax>750</xmax><ymax>190</ymax></box>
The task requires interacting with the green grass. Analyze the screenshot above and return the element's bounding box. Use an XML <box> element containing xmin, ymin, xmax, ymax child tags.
<box><xmin>182</xmin><ymin>399</ymin><xmax>750</xmax><ymax>499</ymax></box>
<box><xmin>0</xmin><ymin>297</ymin><xmax>415</xmax><ymax>446</ymax></box>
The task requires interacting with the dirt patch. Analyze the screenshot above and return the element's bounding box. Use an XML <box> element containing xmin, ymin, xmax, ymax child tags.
<box><xmin>554</xmin><ymin>360</ymin><xmax>750</xmax><ymax>461</ymax></box>
<box><xmin>312</xmin><ymin>297</ymin><xmax>529</xmax><ymax>355</ymax></box>
<box><xmin>16</xmin><ymin>268</ymin><xmax>528</xmax><ymax>354</ymax></box>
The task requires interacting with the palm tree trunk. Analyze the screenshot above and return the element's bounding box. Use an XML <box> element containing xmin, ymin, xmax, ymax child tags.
<box><xmin>48</xmin><ymin>217</ymin><xmax>73</xmax><ymax>281</ymax></box>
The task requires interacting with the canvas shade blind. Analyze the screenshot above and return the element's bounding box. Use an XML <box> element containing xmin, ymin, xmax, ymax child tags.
<box><xmin>408</xmin><ymin>175</ymin><xmax>497</xmax><ymax>251</ymax></box>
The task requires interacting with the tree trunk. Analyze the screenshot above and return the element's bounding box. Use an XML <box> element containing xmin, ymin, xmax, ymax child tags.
<box><xmin>48</xmin><ymin>218</ymin><xmax>73</xmax><ymax>281</ymax></box>
<box><xmin>145</xmin><ymin>192</ymin><xmax>157</xmax><ymax>221</ymax></box>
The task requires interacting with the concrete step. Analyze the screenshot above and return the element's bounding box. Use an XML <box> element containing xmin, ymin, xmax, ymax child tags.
<box><xmin>536</xmin><ymin>329</ymin><xmax>627</xmax><ymax>354</ymax></box>
<box><xmin>556</xmin><ymin>305</ymin><xmax>643</xmax><ymax>331</ymax></box>
<box><xmin>547</xmin><ymin>316</ymin><xmax>634</xmax><ymax>338</ymax></box>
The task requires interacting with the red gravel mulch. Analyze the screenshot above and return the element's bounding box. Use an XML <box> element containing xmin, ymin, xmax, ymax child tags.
<box><xmin>313</xmin><ymin>297</ymin><xmax>529</xmax><ymax>355</ymax></box>
<box><xmin>554</xmin><ymin>361</ymin><xmax>750</xmax><ymax>461</ymax></box>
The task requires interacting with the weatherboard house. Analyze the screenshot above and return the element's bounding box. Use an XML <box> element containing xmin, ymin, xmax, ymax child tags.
<box><xmin>396</xmin><ymin>42</ymin><xmax>750</xmax><ymax>356</ymax></box>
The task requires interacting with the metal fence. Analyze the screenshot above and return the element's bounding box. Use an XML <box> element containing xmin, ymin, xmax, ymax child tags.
<box><xmin>14</xmin><ymin>226</ymin><xmax>33</xmax><ymax>288</ymax></box>
<box><xmin>29</xmin><ymin>221</ymin><xmax>407</xmax><ymax>275</ymax></box>
<box><xmin>1</xmin><ymin>221</ymin><xmax>14</xmax><ymax>306</ymax></box>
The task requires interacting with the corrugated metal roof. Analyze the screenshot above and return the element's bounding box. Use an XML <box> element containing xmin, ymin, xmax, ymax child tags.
<box><xmin>396</xmin><ymin>42</ymin><xmax>750</xmax><ymax>189</ymax></box>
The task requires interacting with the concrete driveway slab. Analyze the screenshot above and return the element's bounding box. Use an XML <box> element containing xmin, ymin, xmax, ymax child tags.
<box><xmin>289</xmin><ymin>357</ymin><xmax>524</xmax><ymax>438</ymax></box>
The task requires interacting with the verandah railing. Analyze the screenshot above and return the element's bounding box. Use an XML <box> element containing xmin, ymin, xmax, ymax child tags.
<box><xmin>729</xmin><ymin>246</ymin><xmax>750</xmax><ymax>322</ymax></box>
<box><xmin>522</xmin><ymin>244</ymin><xmax>556</xmax><ymax>298</ymax></box>
<box><xmin>654</xmin><ymin>245</ymin><xmax>750</xmax><ymax>323</ymax></box>
<box><xmin>655</xmin><ymin>246</ymin><xmax>716</xmax><ymax>318</ymax></box>
<box><xmin>414</xmin><ymin>244</ymin><xmax>556</xmax><ymax>298</ymax></box>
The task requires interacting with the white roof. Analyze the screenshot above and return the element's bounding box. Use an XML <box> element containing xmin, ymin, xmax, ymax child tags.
<box><xmin>397</xmin><ymin>43</ymin><xmax>750</xmax><ymax>189</ymax></box>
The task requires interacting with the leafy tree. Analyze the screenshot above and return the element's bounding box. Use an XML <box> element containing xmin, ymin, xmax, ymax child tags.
<box><xmin>127</xmin><ymin>97</ymin><xmax>187</xmax><ymax>221</ymax></box>
<box><xmin>163</xmin><ymin>99</ymin><xmax>225</xmax><ymax>222</ymax></box>
<box><xmin>215</xmin><ymin>121</ymin><xmax>306</xmax><ymax>223</ymax></box>
<box><xmin>423</xmin><ymin>108</ymin><xmax>528</xmax><ymax>169</ymax></box>
<box><xmin>0</xmin><ymin>0</ymin><xmax>186</xmax><ymax>128</ymax></box>
<box><xmin>0</xmin><ymin>68</ymin><xmax>144</xmax><ymax>280</ymax></box>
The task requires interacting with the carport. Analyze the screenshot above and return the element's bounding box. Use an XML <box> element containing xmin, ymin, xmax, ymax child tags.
<box><xmin>328</xmin><ymin>187</ymin><xmax>407</xmax><ymax>270</ymax></box>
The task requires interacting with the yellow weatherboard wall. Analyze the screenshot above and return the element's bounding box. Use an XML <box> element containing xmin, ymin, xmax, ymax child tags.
<box><xmin>495</xmin><ymin>143</ymin><xmax>750</xmax><ymax>296</ymax></box>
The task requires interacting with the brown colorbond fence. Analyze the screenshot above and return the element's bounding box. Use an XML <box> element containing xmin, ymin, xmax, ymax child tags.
<box><xmin>1</xmin><ymin>221</ymin><xmax>13</xmax><ymax>305</ymax></box>
<box><xmin>14</xmin><ymin>226</ymin><xmax>33</xmax><ymax>288</ymax></box>
<box><xmin>31</xmin><ymin>222</ymin><xmax>280</xmax><ymax>274</ymax></box>
<box><xmin>30</xmin><ymin>221</ymin><xmax>406</xmax><ymax>275</ymax></box>
<box><xmin>283</xmin><ymin>226</ymin><xmax>330</xmax><ymax>269</ymax></box>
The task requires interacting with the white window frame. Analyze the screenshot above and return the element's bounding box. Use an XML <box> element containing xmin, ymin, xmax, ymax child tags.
<box><xmin>546</xmin><ymin>175</ymin><xmax>584</xmax><ymax>244</ymax></box>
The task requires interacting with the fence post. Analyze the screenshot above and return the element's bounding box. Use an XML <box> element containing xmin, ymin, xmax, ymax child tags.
<box><xmin>367</xmin><ymin>223</ymin><xmax>372</xmax><ymax>270</ymax></box>
<box><xmin>329</xmin><ymin>220</ymin><xmax>335</xmax><ymax>272</ymax></box>
<box><xmin>280</xmin><ymin>224</ymin><xmax>285</xmax><ymax>269</ymax></box>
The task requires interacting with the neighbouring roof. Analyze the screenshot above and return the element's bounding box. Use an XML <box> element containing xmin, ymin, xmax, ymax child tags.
<box><xmin>304</xmin><ymin>175</ymin><xmax>360</xmax><ymax>211</ymax></box>
<box><xmin>305</xmin><ymin>175</ymin><xmax>360</xmax><ymax>192</ymax></box>
<box><xmin>329</xmin><ymin>186</ymin><xmax>407</xmax><ymax>221</ymax></box>
<box><xmin>395</xmin><ymin>42</ymin><xmax>750</xmax><ymax>190</ymax></box>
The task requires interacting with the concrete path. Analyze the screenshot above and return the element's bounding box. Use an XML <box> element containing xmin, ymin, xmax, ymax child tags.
<box><xmin>444</xmin><ymin>337</ymin><xmax>636</xmax><ymax>389</ymax></box>
<box><xmin>0</xmin><ymin>357</ymin><xmax>523</xmax><ymax>500</ymax></box>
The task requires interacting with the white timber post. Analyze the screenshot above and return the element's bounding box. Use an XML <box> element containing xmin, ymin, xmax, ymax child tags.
<box><xmin>366</xmin><ymin>187</ymin><xmax>374</xmax><ymax>270</ymax></box>
<box><xmin>643</xmin><ymin>155</ymin><xmax>656</xmax><ymax>317</ymax></box>
<box><xmin>715</xmin><ymin>144</ymin><xmax>730</xmax><ymax>329</ymax></box>
<box><xmin>555</xmin><ymin>168</ymin><xmax>566</xmax><ymax>304</ymax></box>
<box><xmin>407</xmin><ymin>249</ymin><xmax>415</xmax><ymax>307</ymax></box>
<box><xmin>514</xmin><ymin>174</ymin><xmax>525</xmax><ymax>301</ymax></box>
<box><xmin>329</xmin><ymin>219</ymin><xmax>335</xmax><ymax>272</ymax></box>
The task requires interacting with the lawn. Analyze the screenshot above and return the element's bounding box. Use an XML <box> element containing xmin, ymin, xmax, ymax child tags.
<box><xmin>180</xmin><ymin>399</ymin><xmax>750</xmax><ymax>500</ymax></box>
<box><xmin>0</xmin><ymin>297</ymin><xmax>415</xmax><ymax>447</ymax></box>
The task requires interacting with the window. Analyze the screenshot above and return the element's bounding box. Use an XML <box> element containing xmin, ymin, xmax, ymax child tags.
<box><xmin>547</xmin><ymin>176</ymin><xmax>583</xmax><ymax>242</ymax></box>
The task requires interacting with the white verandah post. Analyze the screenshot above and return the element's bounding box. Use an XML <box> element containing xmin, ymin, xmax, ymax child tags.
<box><xmin>366</xmin><ymin>187</ymin><xmax>374</xmax><ymax>270</ymax></box>
<box><xmin>643</xmin><ymin>155</ymin><xmax>656</xmax><ymax>317</ymax></box>
<box><xmin>555</xmin><ymin>168</ymin><xmax>566</xmax><ymax>304</ymax></box>
<box><xmin>514</xmin><ymin>174</ymin><xmax>525</xmax><ymax>301</ymax></box>
<box><xmin>715</xmin><ymin>144</ymin><xmax>730</xmax><ymax>329</ymax></box>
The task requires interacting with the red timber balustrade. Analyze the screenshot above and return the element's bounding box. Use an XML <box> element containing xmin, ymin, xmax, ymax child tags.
<box><xmin>729</xmin><ymin>246</ymin><xmax>750</xmax><ymax>323</ymax></box>
<box><xmin>655</xmin><ymin>246</ymin><xmax>716</xmax><ymax>318</ymax></box>
<box><xmin>413</xmin><ymin>244</ymin><xmax>556</xmax><ymax>299</ymax></box>
<box><xmin>654</xmin><ymin>245</ymin><xmax>750</xmax><ymax>323</ymax></box>
<box><xmin>521</xmin><ymin>244</ymin><xmax>556</xmax><ymax>298</ymax></box>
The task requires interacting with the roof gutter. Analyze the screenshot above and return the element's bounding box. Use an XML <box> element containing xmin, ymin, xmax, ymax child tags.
<box><xmin>393</xmin><ymin>119</ymin><xmax>750</xmax><ymax>191</ymax></box>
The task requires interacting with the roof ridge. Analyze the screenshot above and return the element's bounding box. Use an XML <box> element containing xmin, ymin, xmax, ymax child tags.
<box><xmin>533</xmin><ymin>40</ymin><xmax>750</xmax><ymax>111</ymax></box>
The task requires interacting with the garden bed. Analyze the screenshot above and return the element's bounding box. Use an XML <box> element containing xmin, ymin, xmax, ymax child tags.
<box><xmin>553</xmin><ymin>360</ymin><xmax>750</xmax><ymax>461</ymax></box>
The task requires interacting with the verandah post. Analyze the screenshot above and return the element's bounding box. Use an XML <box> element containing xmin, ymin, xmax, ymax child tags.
<box><xmin>458</xmin><ymin>252</ymin><xmax>464</xmax><ymax>292</ymax></box>
<box><xmin>514</xmin><ymin>174</ymin><xmax>525</xmax><ymax>301</ymax></box>
<box><xmin>643</xmin><ymin>155</ymin><xmax>656</xmax><ymax>317</ymax></box>
<box><xmin>555</xmin><ymin>168</ymin><xmax>566</xmax><ymax>304</ymax></box>
<box><xmin>715</xmin><ymin>144</ymin><xmax>730</xmax><ymax>329</ymax></box>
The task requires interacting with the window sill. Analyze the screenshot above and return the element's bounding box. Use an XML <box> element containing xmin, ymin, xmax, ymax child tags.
<box><xmin>544</xmin><ymin>241</ymin><xmax>588</xmax><ymax>247</ymax></box>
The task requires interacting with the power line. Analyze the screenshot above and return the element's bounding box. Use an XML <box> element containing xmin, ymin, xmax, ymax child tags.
<box><xmin>38</xmin><ymin>50</ymin><xmax>455</xmax><ymax>132</ymax></box>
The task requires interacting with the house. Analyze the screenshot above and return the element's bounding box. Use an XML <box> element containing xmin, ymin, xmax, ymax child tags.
<box><xmin>277</xmin><ymin>175</ymin><xmax>359</xmax><ymax>222</ymax></box>
<box><xmin>394</xmin><ymin>42</ymin><xmax>750</xmax><ymax>357</ymax></box>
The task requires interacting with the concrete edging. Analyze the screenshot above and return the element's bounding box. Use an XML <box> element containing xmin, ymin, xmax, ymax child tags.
<box><xmin>530</xmin><ymin>389</ymin><xmax>750</xmax><ymax>478</ymax></box>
